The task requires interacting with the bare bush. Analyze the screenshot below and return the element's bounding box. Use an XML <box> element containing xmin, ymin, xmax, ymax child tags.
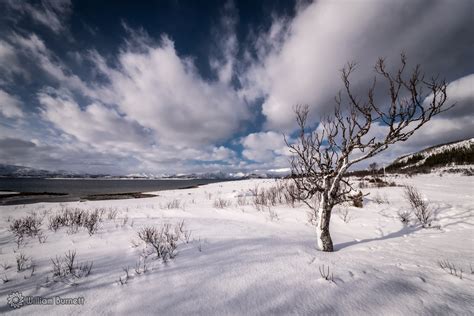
<box><xmin>367</xmin><ymin>177</ymin><xmax>397</xmax><ymax>188</ymax></box>
<box><xmin>319</xmin><ymin>264</ymin><xmax>334</xmax><ymax>282</ymax></box>
<box><xmin>83</xmin><ymin>210</ymin><xmax>101</xmax><ymax>235</ymax></box>
<box><xmin>404</xmin><ymin>186</ymin><xmax>432</xmax><ymax>227</ymax></box>
<box><xmin>213</xmin><ymin>198</ymin><xmax>232</xmax><ymax>208</ymax></box>
<box><xmin>51</xmin><ymin>250</ymin><xmax>93</xmax><ymax>282</ymax></box>
<box><xmin>134</xmin><ymin>255</ymin><xmax>148</xmax><ymax>275</ymax></box>
<box><xmin>438</xmin><ymin>260</ymin><xmax>463</xmax><ymax>279</ymax></box>
<box><xmin>16</xmin><ymin>253</ymin><xmax>30</xmax><ymax>272</ymax></box>
<box><xmin>397</xmin><ymin>210</ymin><xmax>411</xmax><ymax>225</ymax></box>
<box><xmin>48</xmin><ymin>208</ymin><xmax>103</xmax><ymax>235</ymax></box>
<box><xmin>237</xmin><ymin>195</ymin><xmax>248</xmax><ymax>206</ymax></box>
<box><xmin>107</xmin><ymin>208</ymin><xmax>119</xmax><ymax>219</ymax></box>
<box><xmin>164</xmin><ymin>199</ymin><xmax>181</xmax><ymax>209</ymax></box>
<box><xmin>137</xmin><ymin>223</ymin><xmax>183</xmax><ymax>262</ymax></box>
<box><xmin>249</xmin><ymin>180</ymin><xmax>299</xmax><ymax>212</ymax></box>
<box><xmin>9</xmin><ymin>213</ymin><xmax>43</xmax><ymax>243</ymax></box>
<box><xmin>373</xmin><ymin>193</ymin><xmax>390</xmax><ymax>204</ymax></box>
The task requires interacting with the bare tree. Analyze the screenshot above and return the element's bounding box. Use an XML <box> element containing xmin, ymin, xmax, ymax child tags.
<box><xmin>286</xmin><ymin>54</ymin><xmax>452</xmax><ymax>252</ymax></box>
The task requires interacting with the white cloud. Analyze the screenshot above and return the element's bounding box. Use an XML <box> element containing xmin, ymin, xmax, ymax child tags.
<box><xmin>93</xmin><ymin>35</ymin><xmax>250</xmax><ymax>147</ymax></box>
<box><xmin>38</xmin><ymin>89</ymin><xmax>152</xmax><ymax>152</ymax></box>
<box><xmin>0</xmin><ymin>89</ymin><xmax>23</xmax><ymax>118</ymax></box>
<box><xmin>241</xmin><ymin>131</ymin><xmax>290</xmax><ymax>163</ymax></box>
<box><xmin>5</xmin><ymin>0</ymin><xmax>72</xmax><ymax>34</ymax></box>
<box><xmin>0</xmin><ymin>40</ymin><xmax>26</xmax><ymax>82</ymax></box>
<box><xmin>11</xmin><ymin>33</ymin><xmax>93</xmax><ymax>97</ymax></box>
<box><xmin>209</xmin><ymin>0</ymin><xmax>238</xmax><ymax>84</ymax></box>
<box><xmin>243</xmin><ymin>0</ymin><xmax>473</xmax><ymax>131</ymax></box>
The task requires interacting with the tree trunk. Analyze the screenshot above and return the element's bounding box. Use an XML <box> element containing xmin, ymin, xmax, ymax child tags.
<box><xmin>316</xmin><ymin>198</ymin><xmax>334</xmax><ymax>252</ymax></box>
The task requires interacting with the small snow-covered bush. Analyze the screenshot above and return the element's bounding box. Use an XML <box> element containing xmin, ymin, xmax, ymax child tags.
<box><xmin>319</xmin><ymin>264</ymin><xmax>334</xmax><ymax>282</ymax></box>
<box><xmin>397</xmin><ymin>209</ymin><xmax>411</xmax><ymax>224</ymax></box>
<box><xmin>404</xmin><ymin>186</ymin><xmax>432</xmax><ymax>227</ymax></box>
<box><xmin>51</xmin><ymin>250</ymin><xmax>93</xmax><ymax>282</ymax></box>
<box><xmin>48</xmin><ymin>208</ymin><xmax>104</xmax><ymax>235</ymax></box>
<box><xmin>16</xmin><ymin>253</ymin><xmax>30</xmax><ymax>272</ymax></box>
<box><xmin>438</xmin><ymin>259</ymin><xmax>463</xmax><ymax>279</ymax></box>
<box><xmin>164</xmin><ymin>199</ymin><xmax>181</xmax><ymax>209</ymax></box>
<box><xmin>137</xmin><ymin>223</ymin><xmax>185</xmax><ymax>262</ymax></box>
<box><xmin>213</xmin><ymin>198</ymin><xmax>231</xmax><ymax>208</ymax></box>
<box><xmin>107</xmin><ymin>208</ymin><xmax>119</xmax><ymax>219</ymax></box>
<box><xmin>9</xmin><ymin>212</ymin><xmax>43</xmax><ymax>242</ymax></box>
<box><xmin>351</xmin><ymin>191</ymin><xmax>364</xmax><ymax>208</ymax></box>
<box><xmin>373</xmin><ymin>193</ymin><xmax>389</xmax><ymax>204</ymax></box>
<box><xmin>249</xmin><ymin>180</ymin><xmax>299</xmax><ymax>211</ymax></box>
<box><xmin>237</xmin><ymin>195</ymin><xmax>248</xmax><ymax>206</ymax></box>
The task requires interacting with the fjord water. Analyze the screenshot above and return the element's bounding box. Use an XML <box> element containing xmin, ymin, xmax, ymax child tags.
<box><xmin>0</xmin><ymin>178</ymin><xmax>225</xmax><ymax>204</ymax></box>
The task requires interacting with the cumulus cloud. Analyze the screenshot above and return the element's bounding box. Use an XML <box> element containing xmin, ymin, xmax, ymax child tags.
<box><xmin>243</xmin><ymin>0</ymin><xmax>474</xmax><ymax>131</ymax></box>
<box><xmin>241</xmin><ymin>131</ymin><xmax>291</xmax><ymax>164</ymax></box>
<box><xmin>0</xmin><ymin>89</ymin><xmax>23</xmax><ymax>118</ymax></box>
<box><xmin>38</xmin><ymin>88</ymin><xmax>152</xmax><ymax>151</ymax></box>
<box><xmin>92</xmin><ymin>35</ymin><xmax>249</xmax><ymax>147</ymax></box>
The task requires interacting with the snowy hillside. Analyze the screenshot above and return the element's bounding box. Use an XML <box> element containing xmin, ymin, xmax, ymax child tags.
<box><xmin>387</xmin><ymin>138</ymin><xmax>474</xmax><ymax>173</ymax></box>
<box><xmin>0</xmin><ymin>175</ymin><xmax>473</xmax><ymax>314</ymax></box>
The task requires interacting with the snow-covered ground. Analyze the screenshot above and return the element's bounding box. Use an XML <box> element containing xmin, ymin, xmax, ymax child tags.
<box><xmin>0</xmin><ymin>174</ymin><xmax>473</xmax><ymax>315</ymax></box>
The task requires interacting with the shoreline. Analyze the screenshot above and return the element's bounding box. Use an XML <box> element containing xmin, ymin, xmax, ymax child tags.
<box><xmin>0</xmin><ymin>182</ymin><xmax>218</xmax><ymax>205</ymax></box>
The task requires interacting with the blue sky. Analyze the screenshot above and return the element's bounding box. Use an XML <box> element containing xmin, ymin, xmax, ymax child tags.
<box><xmin>0</xmin><ymin>0</ymin><xmax>473</xmax><ymax>175</ymax></box>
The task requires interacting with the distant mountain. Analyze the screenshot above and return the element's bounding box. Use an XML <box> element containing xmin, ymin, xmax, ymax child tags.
<box><xmin>386</xmin><ymin>138</ymin><xmax>474</xmax><ymax>173</ymax></box>
<box><xmin>0</xmin><ymin>164</ymin><xmax>106</xmax><ymax>178</ymax></box>
<box><xmin>0</xmin><ymin>164</ymin><xmax>57</xmax><ymax>178</ymax></box>
<box><xmin>0</xmin><ymin>164</ymin><xmax>291</xmax><ymax>180</ymax></box>
<box><xmin>162</xmin><ymin>168</ymin><xmax>291</xmax><ymax>180</ymax></box>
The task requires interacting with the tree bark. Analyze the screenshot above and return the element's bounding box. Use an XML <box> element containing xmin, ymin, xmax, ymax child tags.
<box><xmin>316</xmin><ymin>199</ymin><xmax>334</xmax><ymax>252</ymax></box>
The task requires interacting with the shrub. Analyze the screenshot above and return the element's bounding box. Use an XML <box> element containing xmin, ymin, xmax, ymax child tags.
<box><xmin>373</xmin><ymin>193</ymin><xmax>389</xmax><ymax>204</ymax></box>
<box><xmin>164</xmin><ymin>199</ymin><xmax>181</xmax><ymax>209</ymax></box>
<box><xmin>351</xmin><ymin>191</ymin><xmax>364</xmax><ymax>208</ymax></box>
<box><xmin>319</xmin><ymin>264</ymin><xmax>334</xmax><ymax>282</ymax></box>
<box><xmin>48</xmin><ymin>208</ymin><xmax>103</xmax><ymax>235</ymax></box>
<box><xmin>404</xmin><ymin>186</ymin><xmax>432</xmax><ymax>227</ymax></box>
<box><xmin>397</xmin><ymin>209</ymin><xmax>411</xmax><ymax>224</ymax></box>
<box><xmin>438</xmin><ymin>259</ymin><xmax>463</xmax><ymax>279</ymax></box>
<box><xmin>213</xmin><ymin>198</ymin><xmax>231</xmax><ymax>208</ymax></box>
<box><xmin>249</xmin><ymin>180</ymin><xmax>299</xmax><ymax>211</ymax></box>
<box><xmin>16</xmin><ymin>253</ymin><xmax>30</xmax><ymax>272</ymax></box>
<box><xmin>9</xmin><ymin>213</ymin><xmax>43</xmax><ymax>242</ymax></box>
<box><xmin>237</xmin><ymin>195</ymin><xmax>248</xmax><ymax>206</ymax></box>
<box><xmin>51</xmin><ymin>250</ymin><xmax>93</xmax><ymax>282</ymax></box>
<box><xmin>107</xmin><ymin>208</ymin><xmax>119</xmax><ymax>219</ymax></box>
<box><xmin>137</xmin><ymin>223</ymin><xmax>185</xmax><ymax>262</ymax></box>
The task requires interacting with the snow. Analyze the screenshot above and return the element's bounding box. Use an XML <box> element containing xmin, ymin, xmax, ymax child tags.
<box><xmin>0</xmin><ymin>174</ymin><xmax>473</xmax><ymax>314</ymax></box>
<box><xmin>396</xmin><ymin>138</ymin><xmax>473</xmax><ymax>167</ymax></box>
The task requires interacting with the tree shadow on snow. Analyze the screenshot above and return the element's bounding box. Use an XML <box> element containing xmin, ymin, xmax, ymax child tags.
<box><xmin>334</xmin><ymin>225</ymin><xmax>421</xmax><ymax>251</ymax></box>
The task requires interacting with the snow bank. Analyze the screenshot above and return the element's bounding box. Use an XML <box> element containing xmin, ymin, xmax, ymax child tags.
<box><xmin>0</xmin><ymin>175</ymin><xmax>473</xmax><ymax>315</ymax></box>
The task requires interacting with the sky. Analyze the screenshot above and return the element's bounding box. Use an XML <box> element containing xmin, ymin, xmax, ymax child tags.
<box><xmin>0</xmin><ymin>0</ymin><xmax>473</xmax><ymax>175</ymax></box>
